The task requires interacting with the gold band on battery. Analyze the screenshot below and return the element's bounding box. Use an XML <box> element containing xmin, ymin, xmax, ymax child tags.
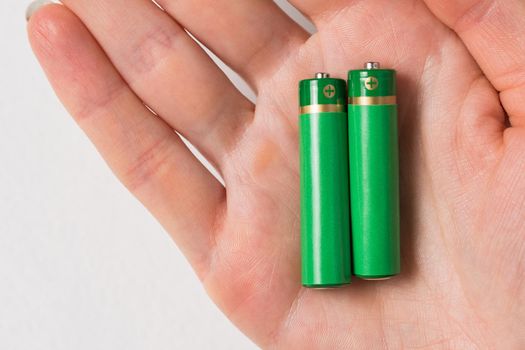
<box><xmin>299</xmin><ymin>104</ymin><xmax>346</xmax><ymax>114</ymax></box>
<box><xmin>349</xmin><ymin>96</ymin><xmax>397</xmax><ymax>105</ymax></box>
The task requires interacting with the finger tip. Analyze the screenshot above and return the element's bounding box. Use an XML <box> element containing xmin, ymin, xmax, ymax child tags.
<box><xmin>27</xmin><ymin>3</ymin><xmax>86</xmax><ymax>73</ymax></box>
<box><xmin>26</xmin><ymin>0</ymin><xmax>57</xmax><ymax>22</ymax></box>
<box><xmin>27</xmin><ymin>3</ymin><xmax>75</xmax><ymax>48</ymax></box>
<box><xmin>27</xmin><ymin>2</ymin><xmax>62</xmax><ymax>39</ymax></box>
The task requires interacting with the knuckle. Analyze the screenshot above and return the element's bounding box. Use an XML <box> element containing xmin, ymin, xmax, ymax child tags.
<box><xmin>121</xmin><ymin>136</ymin><xmax>174</xmax><ymax>192</ymax></box>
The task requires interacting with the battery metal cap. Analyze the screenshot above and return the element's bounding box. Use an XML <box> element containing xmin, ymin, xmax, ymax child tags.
<box><xmin>348</xmin><ymin>62</ymin><xmax>397</xmax><ymax>105</ymax></box>
<box><xmin>299</xmin><ymin>73</ymin><xmax>347</xmax><ymax>114</ymax></box>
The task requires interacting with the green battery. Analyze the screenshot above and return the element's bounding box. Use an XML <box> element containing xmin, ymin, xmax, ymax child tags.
<box><xmin>299</xmin><ymin>73</ymin><xmax>352</xmax><ymax>288</ymax></box>
<box><xmin>348</xmin><ymin>62</ymin><xmax>400</xmax><ymax>280</ymax></box>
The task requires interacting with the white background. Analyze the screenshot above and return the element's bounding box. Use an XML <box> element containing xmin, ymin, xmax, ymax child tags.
<box><xmin>0</xmin><ymin>1</ymin><xmax>313</xmax><ymax>349</ymax></box>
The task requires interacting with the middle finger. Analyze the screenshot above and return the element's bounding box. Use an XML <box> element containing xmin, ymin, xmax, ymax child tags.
<box><xmin>156</xmin><ymin>0</ymin><xmax>310</xmax><ymax>89</ymax></box>
<box><xmin>61</xmin><ymin>0</ymin><xmax>254</xmax><ymax>169</ymax></box>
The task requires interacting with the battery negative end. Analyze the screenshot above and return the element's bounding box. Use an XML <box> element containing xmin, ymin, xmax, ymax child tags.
<box><xmin>357</xmin><ymin>276</ymin><xmax>395</xmax><ymax>281</ymax></box>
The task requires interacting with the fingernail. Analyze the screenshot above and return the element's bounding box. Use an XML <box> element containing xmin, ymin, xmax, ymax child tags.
<box><xmin>26</xmin><ymin>0</ymin><xmax>54</xmax><ymax>21</ymax></box>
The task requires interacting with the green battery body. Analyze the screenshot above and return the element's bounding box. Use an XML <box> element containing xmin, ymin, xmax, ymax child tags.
<box><xmin>299</xmin><ymin>73</ymin><xmax>352</xmax><ymax>288</ymax></box>
<box><xmin>348</xmin><ymin>63</ymin><xmax>400</xmax><ymax>279</ymax></box>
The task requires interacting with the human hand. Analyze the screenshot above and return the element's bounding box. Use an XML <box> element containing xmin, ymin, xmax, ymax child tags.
<box><xmin>27</xmin><ymin>0</ymin><xmax>525</xmax><ymax>348</ymax></box>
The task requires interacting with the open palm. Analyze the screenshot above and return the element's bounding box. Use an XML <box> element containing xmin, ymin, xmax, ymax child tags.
<box><xmin>28</xmin><ymin>0</ymin><xmax>525</xmax><ymax>348</ymax></box>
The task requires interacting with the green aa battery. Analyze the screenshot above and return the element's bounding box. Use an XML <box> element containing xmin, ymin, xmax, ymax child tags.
<box><xmin>299</xmin><ymin>73</ymin><xmax>352</xmax><ymax>288</ymax></box>
<box><xmin>348</xmin><ymin>62</ymin><xmax>400</xmax><ymax>280</ymax></box>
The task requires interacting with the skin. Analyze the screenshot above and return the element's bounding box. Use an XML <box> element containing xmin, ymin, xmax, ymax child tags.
<box><xmin>27</xmin><ymin>0</ymin><xmax>525</xmax><ymax>348</ymax></box>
